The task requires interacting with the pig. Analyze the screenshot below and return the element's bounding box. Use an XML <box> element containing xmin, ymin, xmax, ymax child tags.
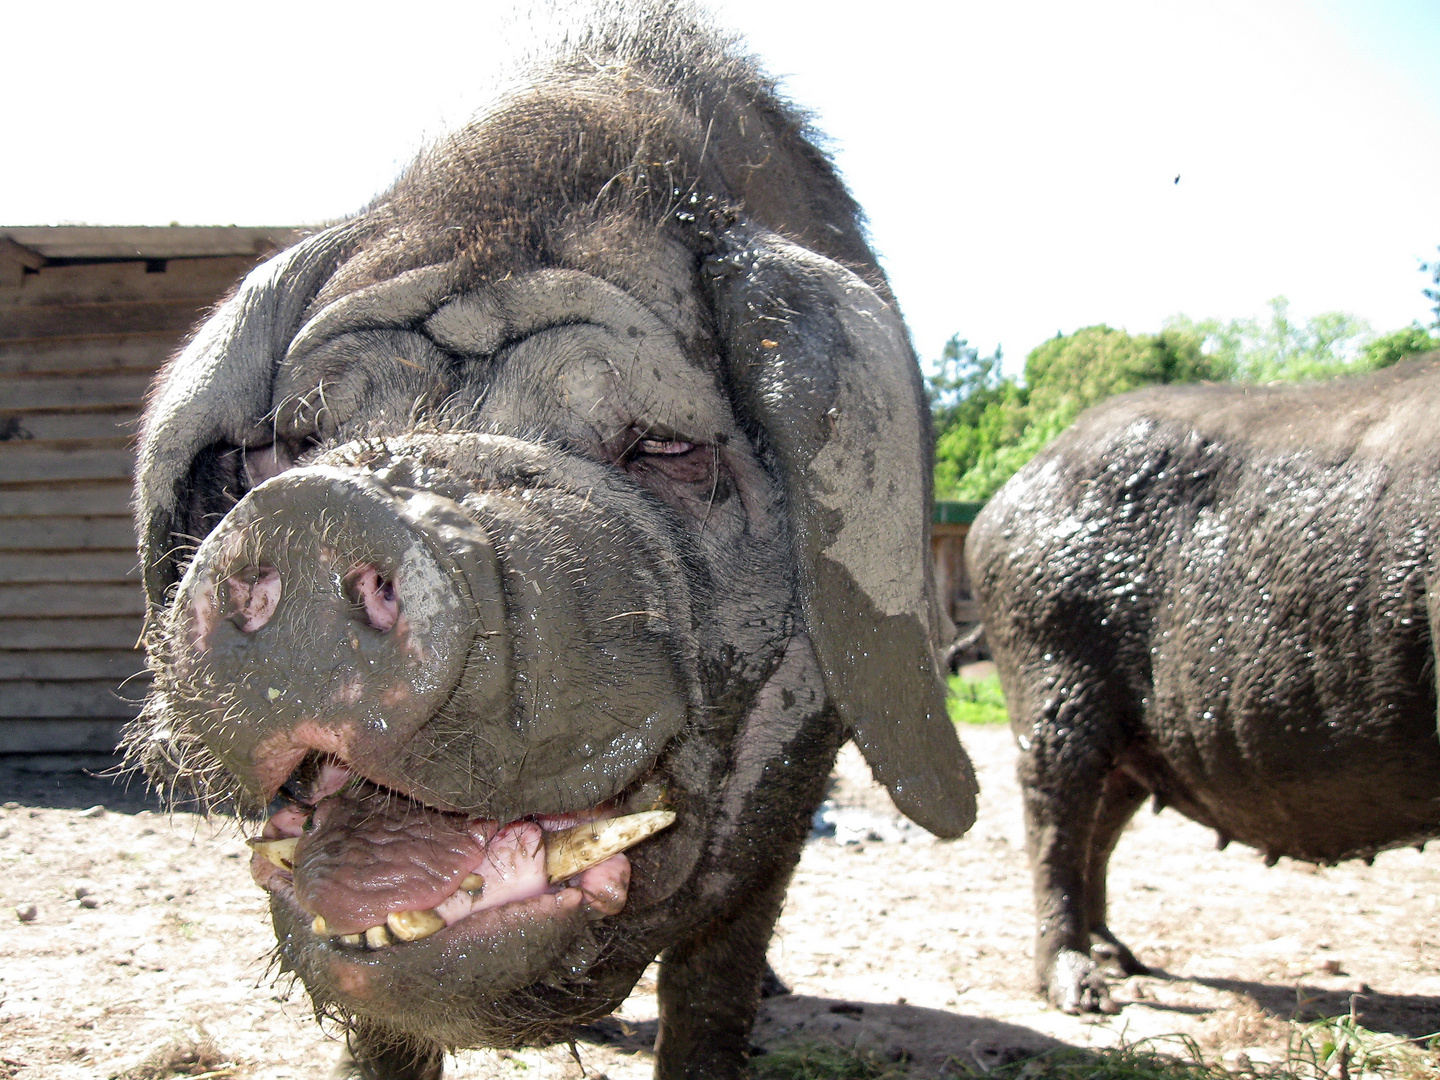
<box><xmin>967</xmin><ymin>357</ymin><xmax>1440</xmax><ymax>1013</ymax></box>
<box><xmin>125</xmin><ymin>5</ymin><xmax>977</xmax><ymax>1077</ymax></box>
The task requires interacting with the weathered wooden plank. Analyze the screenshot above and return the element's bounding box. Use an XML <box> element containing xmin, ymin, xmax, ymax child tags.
<box><xmin>0</xmin><ymin>485</ymin><xmax>133</xmax><ymax>517</ymax></box>
<box><xmin>0</xmin><ymin>717</ymin><xmax>128</xmax><ymax>753</ymax></box>
<box><xmin>0</xmin><ymin>486</ymin><xmax>132</xmax><ymax>521</ymax></box>
<box><xmin>0</xmin><ymin>681</ymin><xmax>142</xmax><ymax>718</ymax></box>
<box><xmin>0</xmin><ymin>650</ymin><xmax>146</xmax><ymax>681</ymax></box>
<box><xmin>0</xmin><ymin>583</ymin><xmax>146</xmax><ymax>617</ymax></box>
<box><xmin>0</xmin><ymin>255</ymin><xmax>257</xmax><ymax>308</ymax></box>
<box><xmin>0</xmin><ymin>373</ymin><xmax>153</xmax><ymax>410</ymax></box>
<box><xmin>1</xmin><ymin>616</ymin><xmax>142</xmax><ymax>650</ymax></box>
<box><xmin>0</xmin><ymin>552</ymin><xmax>140</xmax><ymax>583</ymax></box>
<box><xmin>0</xmin><ymin>411</ymin><xmax>138</xmax><ymax>442</ymax></box>
<box><xmin>1</xmin><ymin>226</ymin><xmax>298</xmax><ymax>261</ymax></box>
<box><xmin>0</xmin><ymin>446</ymin><xmax>134</xmax><ymax>483</ymax></box>
<box><xmin>0</xmin><ymin>517</ymin><xmax>137</xmax><ymax>551</ymax></box>
<box><xmin>0</xmin><ymin>333</ymin><xmax>174</xmax><ymax>376</ymax></box>
<box><xmin>0</xmin><ymin>299</ymin><xmax>206</xmax><ymax>341</ymax></box>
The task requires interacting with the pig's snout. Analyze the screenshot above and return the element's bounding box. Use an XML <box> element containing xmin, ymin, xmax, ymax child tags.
<box><xmin>170</xmin><ymin>467</ymin><xmax>497</xmax><ymax>796</ymax></box>
<box><xmin>154</xmin><ymin>442</ymin><xmax>690</xmax><ymax>822</ymax></box>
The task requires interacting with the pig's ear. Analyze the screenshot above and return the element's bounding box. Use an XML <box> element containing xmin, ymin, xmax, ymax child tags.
<box><xmin>135</xmin><ymin>224</ymin><xmax>360</xmax><ymax>613</ymax></box>
<box><xmin>704</xmin><ymin>223</ymin><xmax>977</xmax><ymax>838</ymax></box>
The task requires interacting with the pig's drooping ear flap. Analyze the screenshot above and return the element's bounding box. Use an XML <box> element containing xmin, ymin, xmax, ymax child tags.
<box><xmin>704</xmin><ymin>222</ymin><xmax>978</xmax><ymax>838</ymax></box>
<box><xmin>135</xmin><ymin>223</ymin><xmax>361</xmax><ymax>614</ymax></box>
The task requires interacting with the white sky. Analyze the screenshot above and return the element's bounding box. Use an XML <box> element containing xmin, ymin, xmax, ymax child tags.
<box><xmin>6</xmin><ymin>1</ymin><xmax>1438</xmax><ymax>371</ymax></box>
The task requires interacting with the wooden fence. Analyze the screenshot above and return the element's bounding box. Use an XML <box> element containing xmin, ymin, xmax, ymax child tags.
<box><xmin>0</xmin><ymin>227</ymin><xmax>294</xmax><ymax>753</ymax></box>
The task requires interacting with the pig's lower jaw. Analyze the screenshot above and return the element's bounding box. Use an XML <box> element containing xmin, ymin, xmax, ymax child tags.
<box><xmin>251</xmin><ymin>799</ymin><xmax>671</xmax><ymax>948</ymax></box>
<box><xmin>243</xmin><ymin>762</ymin><xmax>684</xmax><ymax>1043</ymax></box>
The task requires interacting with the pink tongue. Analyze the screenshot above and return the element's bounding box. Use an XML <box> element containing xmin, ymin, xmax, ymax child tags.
<box><xmin>291</xmin><ymin>787</ymin><xmax>490</xmax><ymax>935</ymax></box>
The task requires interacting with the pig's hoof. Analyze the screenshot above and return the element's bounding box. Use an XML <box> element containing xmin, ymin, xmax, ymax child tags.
<box><xmin>760</xmin><ymin>963</ymin><xmax>792</xmax><ymax>998</ymax></box>
<box><xmin>1046</xmin><ymin>949</ymin><xmax>1119</xmax><ymax>1014</ymax></box>
<box><xmin>1091</xmin><ymin>930</ymin><xmax>1147</xmax><ymax>977</ymax></box>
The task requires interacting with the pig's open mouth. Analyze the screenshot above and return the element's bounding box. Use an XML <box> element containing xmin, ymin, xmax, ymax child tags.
<box><xmin>248</xmin><ymin>756</ymin><xmax>675</xmax><ymax>952</ymax></box>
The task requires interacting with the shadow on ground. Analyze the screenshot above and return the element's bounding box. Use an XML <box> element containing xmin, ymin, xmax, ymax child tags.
<box><xmin>0</xmin><ymin>753</ymin><xmax>161</xmax><ymax>812</ymax></box>
<box><xmin>1191</xmin><ymin>976</ymin><xmax>1440</xmax><ymax>1041</ymax></box>
<box><xmin>577</xmin><ymin>994</ymin><xmax>1066</xmax><ymax>1074</ymax></box>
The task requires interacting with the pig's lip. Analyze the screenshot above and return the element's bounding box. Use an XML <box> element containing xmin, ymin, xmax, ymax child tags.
<box><xmin>248</xmin><ymin>757</ymin><xmax>669</xmax><ymax>953</ymax></box>
<box><xmin>257</xmin><ymin>855</ymin><xmax>601</xmax><ymax>959</ymax></box>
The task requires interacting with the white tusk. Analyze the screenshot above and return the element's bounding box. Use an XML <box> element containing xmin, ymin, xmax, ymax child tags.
<box><xmin>247</xmin><ymin>836</ymin><xmax>300</xmax><ymax>870</ymax></box>
<box><xmin>545</xmin><ymin>810</ymin><xmax>676</xmax><ymax>884</ymax></box>
<box><xmin>386</xmin><ymin>909</ymin><xmax>447</xmax><ymax>942</ymax></box>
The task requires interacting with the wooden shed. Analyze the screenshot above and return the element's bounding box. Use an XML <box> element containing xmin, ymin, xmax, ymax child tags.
<box><xmin>932</xmin><ymin>500</ymin><xmax>985</xmax><ymax>631</ymax></box>
<box><xmin>0</xmin><ymin>227</ymin><xmax>297</xmax><ymax>754</ymax></box>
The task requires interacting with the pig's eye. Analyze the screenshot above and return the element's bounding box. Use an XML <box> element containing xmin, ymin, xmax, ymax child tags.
<box><xmin>622</xmin><ymin>430</ymin><xmax>714</xmax><ymax>486</ymax></box>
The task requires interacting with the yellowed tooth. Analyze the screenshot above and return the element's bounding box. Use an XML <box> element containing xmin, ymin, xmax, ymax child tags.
<box><xmin>545</xmin><ymin>810</ymin><xmax>677</xmax><ymax>884</ymax></box>
<box><xmin>311</xmin><ymin>915</ymin><xmax>328</xmax><ymax>935</ymax></box>
<box><xmin>460</xmin><ymin>873</ymin><xmax>484</xmax><ymax>893</ymax></box>
<box><xmin>340</xmin><ymin>933</ymin><xmax>363</xmax><ymax>947</ymax></box>
<box><xmin>247</xmin><ymin>836</ymin><xmax>300</xmax><ymax>870</ymax></box>
<box><xmin>386</xmin><ymin>908</ymin><xmax>446</xmax><ymax>942</ymax></box>
<box><xmin>365</xmin><ymin>925</ymin><xmax>392</xmax><ymax>949</ymax></box>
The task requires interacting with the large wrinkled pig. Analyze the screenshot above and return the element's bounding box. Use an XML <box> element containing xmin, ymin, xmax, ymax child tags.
<box><xmin>125</xmin><ymin>7</ymin><xmax>976</xmax><ymax>1078</ymax></box>
<box><xmin>968</xmin><ymin>356</ymin><xmax>1440</xmax><ymax>1014</ymax></box>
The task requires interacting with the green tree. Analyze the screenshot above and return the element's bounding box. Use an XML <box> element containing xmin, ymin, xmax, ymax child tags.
<box><xmin>1165</xmin><ymin>297</ymin><xmax>1374</xmax><ymax>383</ymax></box>
<box><xmin>1361</xmin><ymin>323</ymin><xmax>1440</xmax><ymax>368</ymax></box>
<box><xmin>931</xmin><ymin>258</ymin><xmax>1440</xmax><ymax>502</ymax></box>
<box><xmin>928</xmin><ymin>337</ymin><xmax>1026</xmax><ymax>499</ymax></box>
<box><xmin>1424</xmin><ymin>245</ymin><xmax>1440</xmax><ymax>330</ymax></box>
<box><xmin>932</xmin><ymin>324</ymin><xmax>1220</xmax><ymax>501</ymax></box>
<box><xmin>924</xmin><ymin>336</ymin><xmax>1009</xmax><ymax>432</ymax></box>
<box><xmin>1023</xmin><ymin>323</ymin><xmax>1224</xmax><ymax>418</ymax></box>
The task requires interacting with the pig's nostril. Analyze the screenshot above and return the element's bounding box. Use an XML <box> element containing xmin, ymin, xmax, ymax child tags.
<box><xmin>347</xmin><ymin>564</ymin><xmax>400</xmax><ymax>632</ymax></box>
<box><xmin>225</xmin><ymin>565</ymin><xmax>282</xmax><ymax>633</ymax></box>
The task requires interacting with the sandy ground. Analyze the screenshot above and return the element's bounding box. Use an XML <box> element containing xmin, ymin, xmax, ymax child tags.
<box><xmin>2</xmin><ymin>725</ymin><xmax>1439</xmax><ymax>1079</ymax></box>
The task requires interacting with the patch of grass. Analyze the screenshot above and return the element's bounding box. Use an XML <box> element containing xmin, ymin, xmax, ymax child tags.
<box><xmin>947</xmin><ymin>672</ymin><xmax>1009</xmax><ymax>725</ymax></box>
<box><xmin>751</xmin><ymin>1042</ymin><xmax>906</xmax><ymax>1080</ymax></box>
<box><xmin>1288</xmin><ymin>1013</ymin><xmax>1440</xmax><ymax>1080</ymax></box>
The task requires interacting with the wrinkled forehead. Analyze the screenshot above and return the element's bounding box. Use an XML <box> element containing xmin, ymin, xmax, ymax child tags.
<box><xmin>272</xmin><ymin>225</ymin><xmax>731</xmax><ymax>443</ymax></box>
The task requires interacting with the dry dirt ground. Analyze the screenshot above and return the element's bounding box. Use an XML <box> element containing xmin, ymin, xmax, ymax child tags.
<box><xmin>3</xmin><ymin>723</ymin><xmax>1439</xmax><ymax>1079</ymax></box>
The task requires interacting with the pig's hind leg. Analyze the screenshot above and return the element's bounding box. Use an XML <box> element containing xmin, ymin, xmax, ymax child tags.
<box><xmin>1083</xmin><ymin>766</ymin><xmax>1150</xmax><ymax>979</ymax></box>
<box><xmin>1010</xmin><ymin>659</ymin><xmax>1140</xmax><ymax>1014</ymax></box>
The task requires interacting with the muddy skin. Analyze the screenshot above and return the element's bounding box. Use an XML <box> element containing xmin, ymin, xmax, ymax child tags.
<box><xmin>968</xmin><ymin>355</ymin><xmax>1440</xmax><ymax>1015</ymax></box>
<box><xmin>125</xmin><ymin>6</ymin><xmax>976</xmax><ymax>1078</ymax></box>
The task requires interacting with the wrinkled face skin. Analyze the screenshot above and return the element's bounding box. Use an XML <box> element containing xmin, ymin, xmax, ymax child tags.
<box><xmin>138</xmin><ymin>230</ymin><xmax>838</xmax><ymax>1047</ymax></box>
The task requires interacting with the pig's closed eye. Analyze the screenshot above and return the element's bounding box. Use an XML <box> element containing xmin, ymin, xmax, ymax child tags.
<box><xmin>637</xmin><ymin>437</ymin><xmax>694</xmax><ymax>455</ymax></box>
<box><xmin>625</xmin><ymin>433</ymin><xmax>714</xmax><ymax>486</ymax></box>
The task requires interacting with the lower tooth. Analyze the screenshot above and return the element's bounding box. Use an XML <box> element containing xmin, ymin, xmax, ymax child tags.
<box><xmin>340</xmin><ymin>934</ymin><xmax>363</xmax><ymax>947</ymax></box>
<box><xmin>365</xmin><ymin>925</ymin><xmax>392</xmax><ymax>949</ymax></box>
<box><xmin>387</xmin><ymin>909</ymin><xmax>446</xmax><ymax>942</ymax></box>
<box><xmin>460</xmin><ymin>874</ymin><xmax>484</xmax><ymax>893</ymax></box>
